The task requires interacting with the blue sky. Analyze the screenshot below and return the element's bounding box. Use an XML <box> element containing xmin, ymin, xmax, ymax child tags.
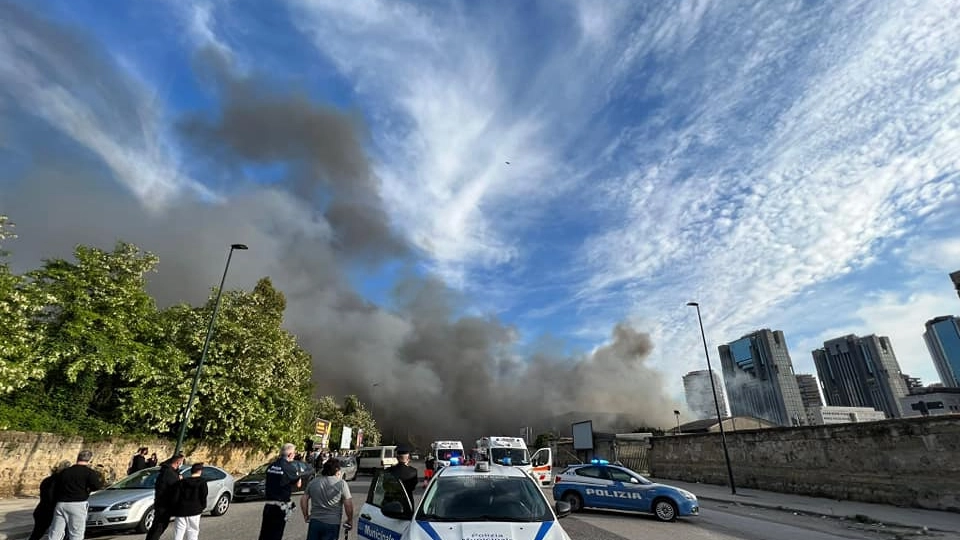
<box><xmin>3</xmin><ymin>0</ymin><xmax>960</xmax><ymax>403</ymax></box>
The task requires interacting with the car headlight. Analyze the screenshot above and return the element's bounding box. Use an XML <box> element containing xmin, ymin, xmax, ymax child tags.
<box><xmin>110</xmin><ymin>501</ymin><xmax>134</xmax><ymax>510</ymax></box>
<box><xmin>678</xmin><ymin>489</ymin><xmax>697</xmax><ymax>501</ymax></box>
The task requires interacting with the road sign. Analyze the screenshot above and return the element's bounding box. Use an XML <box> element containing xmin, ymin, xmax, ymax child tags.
<box><xmin>315</xmin><ymin>418</ymin><xmax>332</xmax><ymax>448</ymax></box>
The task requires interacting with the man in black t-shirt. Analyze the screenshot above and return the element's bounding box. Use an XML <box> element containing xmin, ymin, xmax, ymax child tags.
<box><xmin>43</xmin><ymin>450</ymin><xmax>103</xmax><ymax>540</ymax></box>
<box><xmin>257</xmin><ymin>443</ymin><xmax>302</xmax><ymax>540</ymax></box>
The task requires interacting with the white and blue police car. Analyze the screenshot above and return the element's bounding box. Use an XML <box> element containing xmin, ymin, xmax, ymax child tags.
<box><xmin>358</xmin><ymin>461</ymin><xmax>573</xmax><ymax>540</ymax></box>
<box><xmin>551</xmin><ymin>459</ymin><xmax>699</xmax><ymax>522</ymax></box>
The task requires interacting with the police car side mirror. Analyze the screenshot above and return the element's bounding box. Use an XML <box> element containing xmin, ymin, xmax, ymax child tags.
<box><xmin>629</xmin><ymin>477</ymin><xmax>640</xmax><ymax>484</ymax></box>
<box><xmin>555</xmin><ymin>501</ymin><xmax>572</xmax><ymax>519</ymax></box>
<box><xmin>382</xmin><ymin>501</ymin><xmax>409</xmax><ymax>520</ymax></box>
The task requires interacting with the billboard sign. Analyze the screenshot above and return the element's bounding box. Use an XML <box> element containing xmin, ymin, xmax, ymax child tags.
<box><xmin>572</xmin><ymin>420</ymin><xmax>594</xmax><ymax>450</ymax></box>
<box><xmin>340</xmin><ymin>426</ymin><xmax>353</xmax><ymax>450</ymax></box>
<box><xmin>314</xmin><ymin>418</ymin><xmax>332</xmax><ymax>448</ymax></box>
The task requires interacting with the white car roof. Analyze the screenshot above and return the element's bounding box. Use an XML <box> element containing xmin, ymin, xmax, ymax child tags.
<box><xmin>437</xmin><ymin>463</ymin><xmax>529</xmax><ymax>478</ymax></box>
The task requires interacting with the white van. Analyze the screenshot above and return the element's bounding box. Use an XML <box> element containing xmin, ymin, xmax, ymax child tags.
<box><xmin>357</xmin><ymin>445</ymin><xmax>398</xmax><ymax>474</ymax></box>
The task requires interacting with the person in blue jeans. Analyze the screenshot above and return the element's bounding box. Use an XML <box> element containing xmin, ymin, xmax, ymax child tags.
<box><xmin>300</xmin><ymin>458</ymin><xmax>353</xmax><ymax>540</ymax></box>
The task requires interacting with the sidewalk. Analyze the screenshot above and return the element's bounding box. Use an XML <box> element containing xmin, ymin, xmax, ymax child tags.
<box><xmin>651</xmin><ymin>478</ymin><xmax>960</xmax><ymax>533</ymax></box>
<box><xmin>0</xmin><ymin>498</ymin><xmax>37</xmax><ymax>540</ymax></box>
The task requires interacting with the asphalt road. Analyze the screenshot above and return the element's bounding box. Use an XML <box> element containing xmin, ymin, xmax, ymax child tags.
<box><xmin>83</xmin><ymin>469</ymin><xmax>957</xmax><ymax>540</ymax></box>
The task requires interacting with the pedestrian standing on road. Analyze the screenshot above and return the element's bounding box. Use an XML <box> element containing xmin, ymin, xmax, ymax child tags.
<box><xmin>128</xmin><ymin>447</ymin><xmax>149</xmax><ymax>475</ymax></box>
<box><xmin>28</xmin><ymin>460</ymin><xmax>72</xmax><ymax>540</ymax></box>
<box><xmin>42</xmin><ymin>450</ymin><xmax>103</xmax><ymax>540</ymax></box>
<box><xmin>300</xmin><ymin>458</ymin><xmax>354</xmax><ymax>540</ymax></box>
<box><xmin>172</xmin><ymin>463</ymin><xmax>208</xmax><ymax>540</ymax></box>
<box><xmin>145</xmin><ymin>453</ymin><xmax>185</xmax><ymax>540</ymax></box>
<box><xmin>385</xmin><ymin>447</ymin><xmax>418</xmax><ymax>502</ymax></box>
<box><xmin>257</xmin><ymin>443</ymin><xmax>303</xmax><ymax>540</ymax></box>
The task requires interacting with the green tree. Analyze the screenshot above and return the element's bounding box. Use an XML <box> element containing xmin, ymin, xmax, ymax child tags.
<box><xmin>313</xmin><ymin>395</ymin><xmax>380</xmax><ymax>450</ymax></box>
<box><xmin>136</xmin><ymin>278</ymin><xmax>314</xmax><ymax>448</ymax></box>
<box><xmin>0</xmin><ymin>217</ymin><xmax>46</xmax><ymax>394</ymax></box>
<box><xmin>21</xmin><ymin>242</ymin><xmax>164</xmax><ymax>434</ymax></box>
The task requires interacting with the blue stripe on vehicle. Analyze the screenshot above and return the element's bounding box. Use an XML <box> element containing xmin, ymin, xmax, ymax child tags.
<box><xmin>417</xmin><ymin>521</ymin><xmax>443</xmax><ymax>540</ymax></box>
<box><xmin>534</xmin><ymin>521</ymin><xmax>553</xmax><ymax>540</ymax></box>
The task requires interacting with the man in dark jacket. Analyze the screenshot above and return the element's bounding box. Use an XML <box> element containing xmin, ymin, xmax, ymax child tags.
<box><xmin>386</xmin><ymin>447</ymin><xmax>418</xmax><ymax>502</ymax></box>
<box><xmin>172</xmin><ymin>463</ymin><xmax>208</xmax><ymax>540</ymax></box>
<box><xmin>128</xmin><ymin>448</ymin><xmax>148</xmax><ymax>475</ymax></box>
<box><xmin>28</xmin><ymin>460</ymin><xmax>72</xmax><ymax>540</ymax></box>
<box><xmin>145</xmin><ymin>453</ymin><xmax>184</xmax><ymax>540</ymax></box>
<box><xmin>44</xmin><ymin>450</ymin><xmax>103</xmax><ymax>540</ymax></box>
<box><xmin>257</xmin><ymin>443</ymin><xmax>302</xmax><ymax>540</ymax></box>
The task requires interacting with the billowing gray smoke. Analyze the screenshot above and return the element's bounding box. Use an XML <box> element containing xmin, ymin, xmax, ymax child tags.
<box><xmin>0</xmin><ymin>4</ymin><xmax>681</xmax><ymax>445</ymax></box>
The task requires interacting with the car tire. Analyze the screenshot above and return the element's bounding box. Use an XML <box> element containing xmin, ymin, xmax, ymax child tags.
<box><xmin>561</xmin><ymin>492</ymin><xmax>583</xmax><ymax>513</ymax></box>
<box><xmin>136</xmin><ymin>506</ymin><xmax>155</xmax><ymax>533</ymax></box>
<box><xmin>653</xmin><ymin>498</ymin><xmax>678</xmax><ymax>522</ymax></box>
<box><xmin>210</xmin><ymin>493</ymin><xmax>231</xmax><ymax>516</ymax></box>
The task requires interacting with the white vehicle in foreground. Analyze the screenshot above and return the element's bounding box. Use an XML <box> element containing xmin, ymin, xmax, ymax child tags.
<box><xmin>357</xmin><ymin>461</ymin><xmax>573</xmax><ymax>540</ymax></box>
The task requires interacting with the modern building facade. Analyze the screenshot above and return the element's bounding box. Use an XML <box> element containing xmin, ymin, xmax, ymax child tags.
<box><xmin>795</xmin><ymin>374</ymin><xmax>824</xmax><ymax>410</ymax></box>
<box><xmin>807</xmin><ymin>406</ymin><xmax>887</xmax><ymax>425</ymax></box>
<box><xmin>923</xmin><ymin>316</ymin><xmax>960</xmax><ymax>388</ymax></box>
<box><xmin>718</xmin><ymin>329</ymin><xmax>807</xmax><ymax>427</ymax></box>
<box><xmin>900</xmin><ymin>387</ymin><xmax>960</xmax><ymax>417</ymax></box>
<box><xmin>682</xmin><ymin>370</ymin><xmax>729</xmax><ymax>420</ymax></box>
<box><xmin>812</xmin><ymin>334</ymin><xmax>909</xmax><ymax>418</ymax></box>
<box><xmin>951</xmin><ymin>270</ymin><xmax>960</xmax><ymax>301</ymax></box>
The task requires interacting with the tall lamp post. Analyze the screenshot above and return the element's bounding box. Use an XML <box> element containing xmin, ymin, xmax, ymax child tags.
<box><xmin>686</xmin><ymin>302</ymin><xmax>737</xmax><ymax>495</ymax></box>
<box><xmin>174</xmin><ymin>243</ymin><xmax>248</xmax><ymax>456</ymax></box>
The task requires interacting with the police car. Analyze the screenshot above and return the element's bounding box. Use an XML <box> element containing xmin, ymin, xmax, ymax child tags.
<box><xmin>551</xmin><ymin>460</ymin><xmax>699</xmax><ymax>522</ymax></box>
<box><xmin>358</xmin><ymin>461</ymin><xmax>573</xmax><ymax>540</ymax></box>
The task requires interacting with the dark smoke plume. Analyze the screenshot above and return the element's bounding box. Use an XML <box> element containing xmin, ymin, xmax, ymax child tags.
<box><xmin>0</xmin><ymin>4</ymin><xmax>681</xmax><ymax>445</ymax></box>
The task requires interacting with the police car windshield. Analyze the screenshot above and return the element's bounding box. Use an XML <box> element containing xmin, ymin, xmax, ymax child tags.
<box><xmin>417</xmin><ymin>476</ymin><xmax>552</xmax><ymax>523</ymax></box>
<box><xmin>490</xmin><ymin>448</ymin><xmax>529</xmax><ymax>465</ymax></box>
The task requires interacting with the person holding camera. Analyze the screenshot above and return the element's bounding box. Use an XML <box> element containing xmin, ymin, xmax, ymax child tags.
<box><xmin>301</xmin><ymin>458</ymin><xmax>354</xmax><ymax>540</ymax></box>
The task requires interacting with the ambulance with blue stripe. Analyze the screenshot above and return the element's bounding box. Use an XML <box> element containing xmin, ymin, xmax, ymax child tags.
<box><xmin>358</xmin><ymin>461</ymin><xmax>573</xmax><ymax>540</ymax></box>
<box><xmin>551</xmin><ymin>459</ymin><xmax>699</xmax><ymax>522</ymax></box>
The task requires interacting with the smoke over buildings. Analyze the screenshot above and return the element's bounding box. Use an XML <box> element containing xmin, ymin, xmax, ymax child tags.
<box><xmin>0</xmin><ymin>4</ymin><xmax>681</xmax><ymax>443</ymax></box>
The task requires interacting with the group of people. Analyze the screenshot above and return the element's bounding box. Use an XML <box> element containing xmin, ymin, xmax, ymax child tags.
<box><xmin>27</xmin><ymin>442</ymin><xmax>419</xmax><ymax>540</ymax></box>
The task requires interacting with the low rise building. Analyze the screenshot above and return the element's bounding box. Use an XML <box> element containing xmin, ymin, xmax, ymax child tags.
<box><xmin>807</xmin><ymin>406</ymin><xmax>886</xmax><ymax>425</ymax></box>
<box><xmin>900</xmin><ymin>387</ymin><xmax>960</xmax><ymax>417</ymax></box>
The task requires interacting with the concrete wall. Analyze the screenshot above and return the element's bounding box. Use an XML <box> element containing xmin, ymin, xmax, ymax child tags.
<box><xmin>0</xmin><ymin>431</ymin><xmax>275</xmax><ymax>498</ymax></box>
<box><xmin>648</xmin><ymin>416</ymin><xmax>960</xmax><ymax>512</ymax></box>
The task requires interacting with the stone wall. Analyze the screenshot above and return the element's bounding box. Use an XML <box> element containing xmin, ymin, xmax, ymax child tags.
<box><xmin>0</xmin><ymin>431</ymin><xmax>276</xmax><ymax>497</ymax></box>
<box><xmin>648</xmin><ymin>415</ymin><xmax>960</xmax><ymax>512</ymax></box>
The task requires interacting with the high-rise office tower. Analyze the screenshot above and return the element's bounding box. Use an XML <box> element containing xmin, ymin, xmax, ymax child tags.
<box><xmin>812</xmin><ymin>334</ymin><xmax>909</xmax><ymax>418</ymax></box>
<box><xmin>795</xmin><ymin>374</ymin><xmax>824</xmax><ymax>410</ymax></box>
<box><xmin>924</xmin><ymin>316</ymin><xmax>960</xmax><ymax>388</ymax></box>
<box><xmin>682</xmin><ymin>370</ymin><xmax>729</xmax><ymax>420</ymax></box>
<box><xmin>718</xmin><ymin>329</ymin><xmax>807</xmax><ymax>426</ymax></box>
<box><xmin>951</xmin><ymin>270</ymin><xmax>960</xmax><ymax>301</ymax></box>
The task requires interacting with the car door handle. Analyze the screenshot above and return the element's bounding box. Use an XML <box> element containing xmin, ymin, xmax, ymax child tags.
<box><xmin>360</xmin><ymin>513</ymin><xmax>371</xmax><ymax>520</ymax></box>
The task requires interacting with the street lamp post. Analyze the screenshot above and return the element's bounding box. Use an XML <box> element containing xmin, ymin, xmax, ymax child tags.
<box><xmin>686</xmin><ymin>302</ymin><xmax>737</xmax><ymax>495</ymax></box>
<box><xmin>174</xmin><ymin>244</ymin><xmax>248</xmax><ymax>456</ymax></box>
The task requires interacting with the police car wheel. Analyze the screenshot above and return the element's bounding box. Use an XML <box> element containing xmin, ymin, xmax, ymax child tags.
<box><xmin>561</xmin><ymin>492</ymin><xmax>583</xmax><ymax>513</ymax></box>
<box><xmin>653</xmin><ymin>499</ymin><xmax>678</xmax><ymax>522</ymax></box>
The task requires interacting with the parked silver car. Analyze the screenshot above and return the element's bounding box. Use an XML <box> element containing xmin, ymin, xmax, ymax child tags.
<box><xmin>86</xmin><ymin>464</ymin><xmax>234</xmax><ymax>533</ymax></box>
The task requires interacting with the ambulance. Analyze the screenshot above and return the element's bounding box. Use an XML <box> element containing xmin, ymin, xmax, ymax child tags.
<box><xmin>430</xmin><ymin>440</ymin><xmax>465</xmax><ymax>467</ymax></box>
<box><xmin>477</xmin><ymin>436</ymin><xmax>554</xmax><ymax>486</ymax></box>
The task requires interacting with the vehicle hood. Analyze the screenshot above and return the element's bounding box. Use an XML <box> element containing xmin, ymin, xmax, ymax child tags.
<box><xmin>88</xmin><ymin>488</ymin><xmax>153</xmax><ymax>506</ymax></box>
<box><xmin>409</xmin><ymin>521</ymin><xmax>569</xmax><ymax>540</ymax></box>
<box><xmin>236</xmin><ymin>473</ymin><xmax>266</xmax><ymax>484</ymax></box>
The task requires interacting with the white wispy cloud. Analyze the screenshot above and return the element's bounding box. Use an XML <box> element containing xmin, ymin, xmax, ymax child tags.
<box><xmin>563</xmin><ymin>1</ymin><xmax>960</xmax><ymax>391</ymax></box>
<box><xmin>0</xmin><ymin>4</ymin><xmax>211</xmax><ymax>207</ymax></box>
<box><xmin>284</xmin><ymin>0</ymin><xmax>635</xmax><ymax>285</ymax></box>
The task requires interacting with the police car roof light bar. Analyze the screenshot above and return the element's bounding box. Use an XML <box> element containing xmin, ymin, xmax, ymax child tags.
<box><xmin>590</xmin><ymin>459</ymin><xmax>609</xmax><ymax>465</ymax></box>
<box><xmin>475</xmin><ymin>461</ymin><xmax>490</xmax><ymax>473</ymax></box>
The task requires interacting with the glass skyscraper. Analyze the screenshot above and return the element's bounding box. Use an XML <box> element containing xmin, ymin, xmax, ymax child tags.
<box><xmin>924</xmin><ymin>316</ymin><xmax>960</xmax><ymax>388</ymax></box>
